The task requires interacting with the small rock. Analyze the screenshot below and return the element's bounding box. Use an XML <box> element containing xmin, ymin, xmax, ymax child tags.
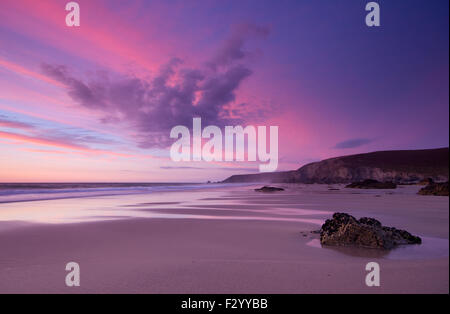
<box><xmin>418</xmin><ymin>182</ymin><xmax>449</xmax><ymax>196</ymax></box>
<box><xmin>254</xmin><ymin>186</ymin><xmax>285</xmax><ymax>192</ymax></box>
<box><xmin>418</xmin><ymin>178</ymin><xmax>434</xmax><ymax>186</ymax></box>
<box><xmin>346</xmin><ymin>179</ymin><xmax>397</xmax><ymax>189</ymax></box>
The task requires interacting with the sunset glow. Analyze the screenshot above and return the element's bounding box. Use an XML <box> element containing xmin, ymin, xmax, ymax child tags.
<box><xmin>1</xmin><ymin>0</ymin><xmax>448</xmax><ymax>182</ymax></box>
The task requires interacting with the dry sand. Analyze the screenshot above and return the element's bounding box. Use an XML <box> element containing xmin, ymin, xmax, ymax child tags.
<box><xmin>0</xmin><ymin>184</ymin><xmax>448</xmax><ymax>293</ymax></box>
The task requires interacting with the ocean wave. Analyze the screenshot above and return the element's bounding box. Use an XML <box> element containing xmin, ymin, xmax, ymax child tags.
<box><xmin>0</xmin><ymin>183</ymin><xmax>249</xmax><ymax>203</ymax></box>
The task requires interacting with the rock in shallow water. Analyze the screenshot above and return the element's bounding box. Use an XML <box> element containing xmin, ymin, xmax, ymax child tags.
<box><xmin>418</xmin><ymin>182</ymin><xmax>449</xmax><ymax>196</ymax></box>
<box><xmin>346</xmin><ymin>179</ymin><xmax>397</xmax><ymax>189</ymax></box>
<box><xmin>320</xmin><ymin>213</ymin><xmax>421</xmax><ymax>249</ymax></box>
<box><xmin>254</xmin><ymin>186</ymin><xmax>285</xmax><ymax>192</ymax></box>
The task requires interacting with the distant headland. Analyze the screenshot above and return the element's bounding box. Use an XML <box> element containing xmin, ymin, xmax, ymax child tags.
<box><xmin>222</xmin><ymin>148</ymin><xmax>449</xmax><ymax>184</ymax></box>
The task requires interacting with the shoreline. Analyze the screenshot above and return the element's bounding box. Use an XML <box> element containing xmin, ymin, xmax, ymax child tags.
<box><xmin>0</xmin><ymin>182</ymin><xmax>253</xmax><ymax>204</ymax></box>
<box><xmin>0</xmin><ymin>184</ymin><xmax>448</xmax><ymax>293</ymax></box>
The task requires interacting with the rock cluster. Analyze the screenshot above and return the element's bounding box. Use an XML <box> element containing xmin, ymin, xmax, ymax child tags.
<box><xmin>418</xmin><ymin>182</ymin><xmax>449</xmax><ymax>196</ymax></box>
<box><xmin>346</xmin><ymin>179</ymin><xmax>397</xmax><ymax>189</ymax></box>
<box><xmin>320</xmin><ymin>213</ymin><xmax>421</xmax><ymax>249</ymax></box>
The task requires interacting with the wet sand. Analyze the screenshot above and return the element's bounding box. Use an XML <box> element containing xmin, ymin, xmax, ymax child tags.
<box><xmin>0</xmin><ymin>184</ymin><xmax>448</xmax><ymax>293</ymax></box>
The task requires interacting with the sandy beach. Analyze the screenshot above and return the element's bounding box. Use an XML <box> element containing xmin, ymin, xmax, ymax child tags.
<box><xmin>0</xmin><ymin>184</ymin><xmax>448</xmax><ymax>294</ymax></box>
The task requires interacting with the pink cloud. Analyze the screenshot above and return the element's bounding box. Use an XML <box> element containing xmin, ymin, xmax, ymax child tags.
<box><xmin>0</xmin><ymin>118</ymin><xmax>34</xmax><ymax>130</ymax></box>
<box><xmin>0</xmin><ymin>0</ymin><xmax>171</xmax><ymax>76</ymax></box>
<box><xmin>0</xmin><ymin>58</ymin><xmax>65</xmax><ymax>88</ymax></box>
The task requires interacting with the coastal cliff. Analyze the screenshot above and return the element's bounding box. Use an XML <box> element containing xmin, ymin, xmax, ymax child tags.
<box><xmin>222</xmin><ymin>148</ymin><xmax>449</xmax><ymax>184</ymax></box>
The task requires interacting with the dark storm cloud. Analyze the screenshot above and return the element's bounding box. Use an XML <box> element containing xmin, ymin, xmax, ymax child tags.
<box><xmin>41</xmin><ymin>24</ymin><xmax>270</xmax><ymax>148</ymax></box>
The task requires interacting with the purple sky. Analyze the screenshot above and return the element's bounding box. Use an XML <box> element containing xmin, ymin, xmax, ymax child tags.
<box><xmin>0</xmin><ymin>0</ymin><xmax>448</xmax><ymax>182</ymax></box>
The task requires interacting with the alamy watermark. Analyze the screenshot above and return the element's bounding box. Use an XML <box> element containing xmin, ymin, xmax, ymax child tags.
<box><xmin>169</xmin><ymin>118</ymin><xmax>279</xmax><ymax>172</ymax></box>
<box><xmin>65</xmin><ymin>2</ymin><xmax>80</xmax><ymax>27</ymax></box>
<box><xmin>366</xmin><ymin>2</ymin><xmax>380</xmax><ymax>27</ymax></box>
<box><xmin>65</xmin><ymin>262</ymin><xmax>80</xmax><ymax>287</ymax></box>
<box><xmin>365</xmin><ymin>262</ymin><xmax>380</xmax><ymax>287</ymax></box>
<box><xmin>65</xmin><ymin>2</ymin><xmax>380</xmax><ymax>28</ymax></box>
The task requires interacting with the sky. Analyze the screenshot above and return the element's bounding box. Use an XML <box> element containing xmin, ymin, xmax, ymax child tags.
<box><xmin>0</xmin><ymin>0</ymin><xmax>448</xmax><ymax>182</ymax></box>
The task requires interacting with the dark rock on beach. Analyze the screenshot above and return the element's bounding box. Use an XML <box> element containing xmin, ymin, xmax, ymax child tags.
<box><xmin>345</xmin><ymin>179</ymin><xmax>397</xmax><ymax>189</ymax></box>
<box><xmin>254</xmin><ymin>186</ymin><xmax>285</xmax><ymax>192</ymax></box>
<box><xmin>418</xmin><ymin>182</ymin><xmax>449</xmax><ymax>196</ymax></box>
<box><xmin>320</xmin><ymin>213</ymin><xmax>422</xmax><ymax>249</ymax></box>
